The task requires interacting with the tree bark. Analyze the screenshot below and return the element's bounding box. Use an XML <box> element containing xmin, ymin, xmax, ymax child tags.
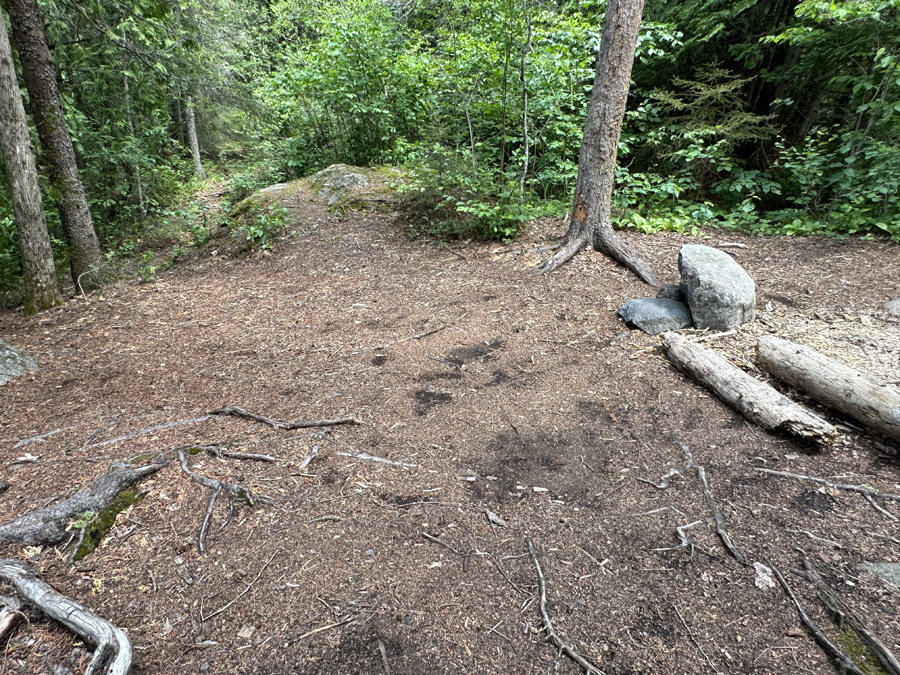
<box><xmin>185</xmin><ymin>95</ymin><xmax>205</xmax><ymax>179</ymax></box>
<box><xmin>537</xmin><ymin>0</ymin><xmax>656</xmax><ymax>285</ymax></box>
<box><xmin>663</xmin><ymin>332</ymin><xmax>837</xmax><ymax>442</ymax></box>
<box><xmin>757</xmin><ymin>335</ymin><xmax>900</xmax><ymax>443</ymax></box>
<box><xmin>0</xmin><ymin>8</ymin><xmax>62</xmax><ymax>315</ymax></box>
<box><xmin>4</xmin><ymin>0</ymin><xmax>104</xmax><ymax>291</ymax></box>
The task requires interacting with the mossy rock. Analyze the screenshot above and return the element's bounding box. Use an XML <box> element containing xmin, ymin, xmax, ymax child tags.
<box><xmin>306</xmin><ymin>164</ymin><xmax>404</xmax><ymax>218</ymax></box>
<box><xmin>229</xmin><ymin>181</ymin><xmax>307</xmax><ymax>220</ymax></box>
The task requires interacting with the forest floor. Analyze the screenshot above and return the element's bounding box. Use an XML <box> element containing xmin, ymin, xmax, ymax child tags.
<box><xmin>1</xmin><ymin>180</ymin><xmax>899</xmax><ymax>675</ymax></box>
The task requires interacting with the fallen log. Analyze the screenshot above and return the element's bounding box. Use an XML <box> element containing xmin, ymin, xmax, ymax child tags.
<box><xmin>662</xmin><ymin>332</ymin><xmax>837</xmax><ymax>442</ymax></box>
<box><xmin>757</xmin><ymin>335</ymin><xmax>900</xmax><ymax>443</ymax></box>
<box><xmin>0</xmin><ymin>559</ymin><xmax>131</xmax><ymax>675</ymax></box>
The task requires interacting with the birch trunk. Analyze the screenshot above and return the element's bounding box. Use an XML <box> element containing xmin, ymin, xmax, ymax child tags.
<box><xmin>185</xmin><ymin>95</ymin><xmax>205</xmax><ymax>179</ymax></box>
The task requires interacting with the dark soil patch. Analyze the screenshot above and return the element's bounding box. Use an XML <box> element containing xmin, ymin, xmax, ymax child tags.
<box><xmin>1</xmin><ymin>182</ymin><xmax>899</xmax><ymax>674</ymax></box>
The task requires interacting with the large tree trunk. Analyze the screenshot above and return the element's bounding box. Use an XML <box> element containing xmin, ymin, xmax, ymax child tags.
<box><xmin>0</xmin><ymin>9</ymin><xmax>62</xmax><ymax>315</ymax></box>
<box><xmin>4</xmin><ymin>0</ymin><xmax>104</xmax><ymax>292</ymax></box>
<box><xmin>185</xmin><ymin>95</ymin><xmax>206</xmax><ymax>179</ymax></box>
<box><xmin>537</xmin><ymin>0</ymin><xmax>656</xmax><ymax>285</ymax></box>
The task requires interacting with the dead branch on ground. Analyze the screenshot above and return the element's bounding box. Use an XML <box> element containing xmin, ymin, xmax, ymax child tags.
<box><xmin>676</xmin><ymin>436</ymin><xmax>746</xmax><ymax>565</ymax></box>
<box><xmin>673</xmin><ymin>602</ymin><xmax>720</xmax><ymax>673</ymax></box>
<box><xmin>770</xmin><ymin>562</ymin><xmax>865</xmax><ymax>675</ymax></box>
<box><xmin>653</xmin><ymin>520</ymin><xmax>712</xmax><ymax>557</ymax></box>
<box><xmin>0</xmin><ymin>559</ymin><xmax>132</xmax><ymax>675</ymax></box>
<box><xmin>0</xmin><ymin>456</ymin><xmax>170</xmax><ymax>545</ymax></box>
<box><xmin>662</xmin><ymin>333</ymin><xmax>837</xmax><ymax>442</ymax></box>
<box><xmin>210</xmin><ymin>406</ymin><xmax>360</xmax><ymax>429</ymax></box>
<box><xmin>792</xmin><ymin>560</ymin><xmax>900</xmax><ymax>675</ymax></box>
<box><xmin>525</xmin><ymin>537</ymin><xmax>604</xmax><ymax>675</ymax></box>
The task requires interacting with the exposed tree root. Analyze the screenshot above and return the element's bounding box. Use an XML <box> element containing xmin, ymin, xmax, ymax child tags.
<box><xmin>525</xmin><ymin>536</ymin><xmax>604</xmax><ymax>675</ymax></box>
<box><xmin>758</xmin><ymin>468</ymin><xmax>900</xmax><ymax>520</ymax></box>
<box><xmin>536</xmin><ymin>228</ymin><xmax>657</xmax><ymax>285</ymax></box>
<box><xmin>0</xmin><ymin>559</ymin><xmax>132</xmax><ymax>675</ymax></box>
<box><xmin>792</xmin><ymin>560</ymin><xmax>900</xmax><ymax>675</ymax></box>
<box><xmin>676</xmin><ymin>436</ymin><xmax>746</xmax><ymax>565</ymax></box>
<box><xmin>210</xmin><ymin>406</ymin><xmax>361</xmax><ymax>429</ymax></box>
<box><xmin>770</xmin><ymin>562</ymin><xmax>865</xmax><ymax>675</ymax></box>
<box><xmin>0</xmin><ymin>456</ymin><xmax>170</xmax><ymax>545</ymax></box>
<box><xmin>176</xmin><ymin>447</ymin><xmax>272</xmax><ymax>556</ymax></box>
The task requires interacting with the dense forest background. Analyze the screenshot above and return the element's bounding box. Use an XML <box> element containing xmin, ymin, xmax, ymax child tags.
<box><xmin>1</xmin><ymin>0</ymin><xmax>898</xmax><ymax>304</ymax></box>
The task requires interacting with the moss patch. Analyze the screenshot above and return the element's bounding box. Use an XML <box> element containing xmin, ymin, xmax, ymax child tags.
<box><xmin>837</xmin><ymin>628</ymin><xmax>890</xmax><ymax>675</ymax></box>
<box><xmin>70</xmin><ymin>488</ymin><xmax>145</xmax><ymax>561</ymax></box>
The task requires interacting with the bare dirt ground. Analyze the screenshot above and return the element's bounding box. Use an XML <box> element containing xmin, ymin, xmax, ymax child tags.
<box><xmin>1</xmin><ymin>182</ymin><xmax>899</xmax><ymax>675</ymax></box>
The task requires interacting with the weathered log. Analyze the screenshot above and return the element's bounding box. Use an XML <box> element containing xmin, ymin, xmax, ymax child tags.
<box><xmin>662</xmin><ymin>332</ymin><xmax>837</xmax><ymax>442</ymax></box>
<box><xmin>0</xmin><ymin>559</ymin><xmax>131</xmax><ymax>675</ymax></box>
<box><xmin>757</xmin><ymin>335</ymin><xmax>900</xmax><ymax>443</ymax></box>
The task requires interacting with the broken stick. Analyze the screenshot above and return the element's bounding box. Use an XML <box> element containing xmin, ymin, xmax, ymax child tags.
<box><xmin>525</xmin><ymin>537</ymin><xmax>604</xmax><ymax>675</ymax></box>
<box><xmin>675</xmin><ymin>436</ymin><xmax>746</xmax><ymax>565</ymax></box>
<box><xmin>662</xmin><ymin>332</ymin><xmax>836</xmax><ymax>442</ymax></box>
<box><xmin>757</xmin><ymin>335</ymin><xmax>900</xmax><ymax>443</ymax></box>
<box><xmin>0</xmin><ymin>558</ymin><xmax>132</xmax><ymax>675</ymax></box>
<box><xmin>210</xmin><ymin>406</ymin><xmax>361</xmax><ymax>429</ymax></box>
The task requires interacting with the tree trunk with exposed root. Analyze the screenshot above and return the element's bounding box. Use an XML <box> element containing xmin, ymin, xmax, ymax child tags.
<box><xmin>537</xmin><ymin>0</ymin><xmax>656</xmax><ymax>285</ymax></box>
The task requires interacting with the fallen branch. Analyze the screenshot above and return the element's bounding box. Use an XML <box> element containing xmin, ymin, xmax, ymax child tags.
<box><xmin>662</xmin><ymin>333</ymin><xmax>837</xmax><ymax>442</ymax></box>
<box><xmin>0</xmin><ymin>559</ymin><xmax>132</xmax><ymax>675</ymax></box>
<box><xmin>0</xmin><ymin>457</ymin><xmax>170</xmax><ymax>545</ymax></box>
<box><xmin>337</xmin><ymin>451</ymin><xmax>415</xmax><ymax>468</ymax></box>
<box><xmin>792</xmin><ymin>561</ymin><xmax>900</xmax><ymax>675</ymax></box>
<box><xmin>676</xmin><ymin>436</ymin><xmax>746</xmax><ymax>565</ymax></box>
<box><xmin>525</xmin><ymin>537</ymin><xmax>604</xmax><ymax>675</ymax></box>
<box><xmin>0</xmin><ymin>595</ymin><xmax>21</xmax><ymax>641</ymax></box>
<box><xmin>757</xmin><ymin>336</ymin><xmax>900</xmax><ymax>443</ymax></box>
<box><xmin>674</xmin><ymin>602</ymin><xmax>720</xmax><ymax>673</ymax></box>
<box><xmin>757</xmin><ymin>469</ymin><xmax>900</xmax><ymax>517</ymax></box>
<box><xmin>202</xmin><ymin>551</ymin><xmax>278</xmax><ymax>622</ymax></box>
<box><xmin>210</xmin><ymin>406</ymin><xmax>360</xmax><ymax>429</ymax></box>
<box><xmin>770</xmin><ymin>562</ymin><xmax>865</xmax><ymax>675</ymax></box>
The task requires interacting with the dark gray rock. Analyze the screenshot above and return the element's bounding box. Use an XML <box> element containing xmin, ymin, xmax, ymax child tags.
<box><xmin>656</xmin><ymin>283</ymin><xmax>685</xmax><ymax>303</ymax></box>
<box><xmin>679</xmin><ymin>245</ymin><xmax>756</xmax><ymax>330</ymax></box>
<box><xmin>886</xmin><ymin>298</ymin><xmax>900</xmax><ymax>316</ymax></box>
<box><xmin>0</xmin><ymin>339</ymin><xmax>37</xmax><ymax>386</ymax></box>
<box><xmin>618</xmin><ymin>298</ymin><xmax>692</xmax><ymax>335</ymax></box>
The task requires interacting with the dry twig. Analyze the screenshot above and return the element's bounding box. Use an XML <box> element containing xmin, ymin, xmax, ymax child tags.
<box><xmin>758</xmin><ymin>469</ymin><xmax>900</xmax><ymax>520</ymax></box>
<box><xmin>525</xmin><ymin>537</ymin><xmax>604</xmax><ymax>675</ymax></box>
<box><xmin>210</xmin><ymin>406</ymin><xmax>360</xmax><ymax>429</ymax></box>
<box><xmin>676</xmin><ymin>436</ymin><xmax>746</xmax><ymax>564</ymax></box>
<box><xmin>202</xmin><ymin>551</ymin><xmax>278</xmax><ymax>621</ymax></box>
<box><xmin>674</xmin><ymin>602</ymin><xmax>720</xmax><ymax>673</ymax></box>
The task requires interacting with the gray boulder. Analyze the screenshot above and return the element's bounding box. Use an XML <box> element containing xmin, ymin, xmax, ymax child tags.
<box><xmin>886</xmin><ymin>298</ymin><xmax>900</xmax><ymax>316</ymax></box>
<box><xmin>618</xmin><ymin>298</ymin><xmax>692</xmax><ymax>335</ymax></box>
<box><xmin>308</xmin><ymin>164</ymin><xmax>369</xmax><ymax>206</ymax></box>
<box><xmin>0</xmin><ymin>338</ymin><xmax>37</xmax><ymax>386</ymax></box>
<box><xmin>679</xmin><ymin>245</ymin><xmax>756</xmax><ymax>330</ymax></box>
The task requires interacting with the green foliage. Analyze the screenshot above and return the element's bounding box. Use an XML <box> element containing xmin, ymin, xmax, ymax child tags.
<box><xmin>232</xmin><ymin>204</ymin><xmax>288</xmax><ymax>250</ymax></box>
